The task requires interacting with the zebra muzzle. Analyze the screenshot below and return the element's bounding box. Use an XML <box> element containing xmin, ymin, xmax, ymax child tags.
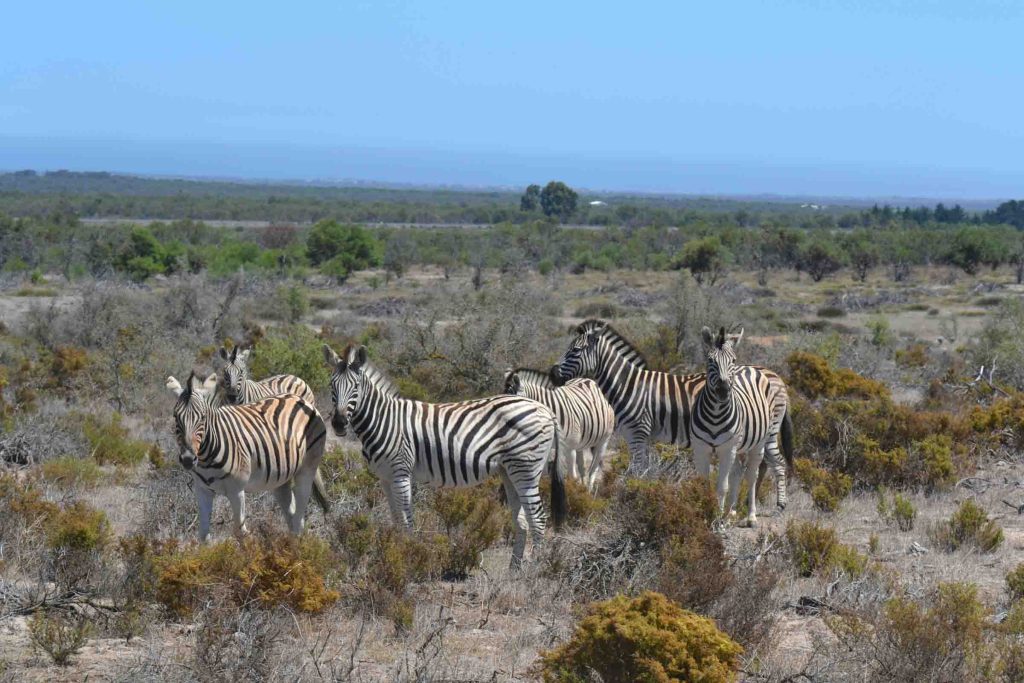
<box><xmin>331</xmin><ymin>412</ymin><xmax>349</xmax><ymax>436</ymax></box>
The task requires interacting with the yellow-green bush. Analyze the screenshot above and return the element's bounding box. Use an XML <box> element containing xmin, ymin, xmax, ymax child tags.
<box><xmin>319</xmin><ymin>446</ymin><xmax>381</xmax><ymax>508</ymax></box>
<box><xmin>877</xmin><ymin>489</ymin><xmax>916</xmax><ymax>531</ymax></box>
<box><xmin>47</xmin><ymin>501</ymin><xmax>111</xmax><ymax>552</ymax></box>
<box><xmin>427</xmin><ymin>486</ymin><xmax>504</xmax><ymax>579</ymax></box>
<box><xmin>154</xmin><ymin>532</ymin><xmax>340</xmax><ymax>617</ymax></box>
<box><xmin>786</xmin><ymin>520</ymin><xmax>867</xmax><ymax>578</ymax></box>
<box><xmin>41</xmin><ymin>456</ymin><xmax>104</xmax><ymax>489</ymax></box>
<box><xmin>786</xmin><ymin>351</ymin><xmax>890</xmax><ymax>400</ymax></box>
<box><xmin>1007</xmin><ymin>563</ymin><xmax>1024</xmax><ymax>602</ymax></box>
<box><xmin>82</xmin><ymin>412</ymin><xmax>150</xmax><ymax>467</ymax></box>
<box><xmin>538</xmin><ymin>591</ymin><xmax>743</xmax><ymax>683</ymax></box>
<box><xmin>793</xmin><ymin>458</ymin><xmax>852</xmax><ymax>512</ymax></box>
<box><xmin>929</xmin><ymin>499</ymin><xmax>1004</xmax><ymax>553</ymax></box>
<box><xmin>28</xmin><ymin>610</ymin><xmax>92</xmax><ymax>667</ymax></box>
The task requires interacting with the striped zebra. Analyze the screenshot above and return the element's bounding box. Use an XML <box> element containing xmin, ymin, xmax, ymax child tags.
<box><xmin>217</xmin><ymin>346</ymin><xmax>317</xmax><ymax>407</ymax></box>
<box><xmin>166</xmin><ymin>372</ymin><xmax>329</xmax><ymax>541</ymax></box>
<box><xmin>692</xmin><ymin>327</ymin><xmax>793</xmax><ymax>525</ymax></box>
<box><xmin>322</xmin><ymin>344</ymin><xmax>567</xmax><ymax>567</ymax></box>
<box><xmin>503</xmin><ymin>368</ymin><xmax>615</xmax><ymax>493</ymax></box>
<box><xmin>554</xmin><ymin>320</ymin><xmax>792</xmax><ymax>512</ymax></box>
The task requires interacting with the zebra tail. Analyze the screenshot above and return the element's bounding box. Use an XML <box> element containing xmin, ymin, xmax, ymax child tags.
<box><xmin>549</xmin><ymin>422</ymin><xmax>568</xmax><ymax>530</ymax></box>
<box><xmin>312</xmin><ymin>469</ymin><xmax>331</xmax><ymax>513</ymax></box>
<box><xmin>781</xmin><ymin>409</ymin><xmax>795</xmax><ymax>477</ymax></box>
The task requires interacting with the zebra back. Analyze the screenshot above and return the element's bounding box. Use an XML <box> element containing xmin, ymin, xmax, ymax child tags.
<box><xmin>577</xmin><ymin>319</ymin><xmax>648</xmax><ymax>368</ymax></box>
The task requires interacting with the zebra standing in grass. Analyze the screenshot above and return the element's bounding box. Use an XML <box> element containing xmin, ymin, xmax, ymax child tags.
<box><xmin>554</xmin><ymin>319</ymin><xmax>792</xmax><ymax>512</ymax></box>
<box><xmin>503</xmin><ymin>368</ymin><xmax>615</xmax><ymax>493</ymax></box>
<box><xmin>323</xmin><ymin>343</ymin><xmax>566</xmax><ymax>567</ymax></box>
<box><xmin>691</xmin><ymin>326</ymin><xmax>793</xmax><ymax>525</ymax></box>
<box><xmin>166</xmin><ymin>372</ymin><xmax>329</xmax><ymax>541</ymax></box>
<box><xmin>216</xmin><ymin>346</ymin><xmax>317</xmax><ymax>407</ymax></box>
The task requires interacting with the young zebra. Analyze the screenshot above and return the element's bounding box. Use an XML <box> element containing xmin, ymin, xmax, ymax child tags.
<box><xmin>555</xmin><ymin>320</ymin><xmax>792</xmax><ymax>511</ymax></box>
<box><xmin>166</xmin><ymin>372</ymin><xmax>329</xmax><ymax>541</ymax></box>
<box><xmin>503</xmin><ymin>368</ymin><xmax>615</xmax><ymax>493</ymax></box>
<box><xmin>691</xmin><ymin>327</ymin><xmax>793</xmax><ymax>525</ymax></box>
<box><xmin>216</xmin><ymin>346</ymin><xmax>317</xmax><ymax>407</ymax></box>
<box><xmin>323</xmin><ymin>344</ymin><xmax>567</xmax><ymax>567</ymax></box>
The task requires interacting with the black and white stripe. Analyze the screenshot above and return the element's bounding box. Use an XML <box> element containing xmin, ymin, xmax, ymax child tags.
<box><xmin>217</xmin><ymin>346</ymin><xmax>317</xmax><ymax>407</ymax></box>
<box><xmin>691</xmin><ymin>326</ymin><xmax>792</xmax><ymax>524</ymax></box>
<box><xmin>166</xmin><ymin>372</ymin><xmax>328</xmax><ymax>541</ymax></box>
<box><xmin>555</xmin><ymin>320</ymin><xmax>792</xmax><ymax>509</ymax></box>
<box><xmin>504</xmin><ymin>368</ymin><xmax>615</xmax><ymax>492</ymax></box>
<box><xmin>323</xmin><ymin>344</ymin><xmax>566</xmax><ymax>567</ymax></box>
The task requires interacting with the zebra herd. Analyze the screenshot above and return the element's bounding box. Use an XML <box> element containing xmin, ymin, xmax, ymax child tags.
<box><xmin>166</xmin><ymin>318</ymin><xmax>793</xmax><ymax>566</ymax></box>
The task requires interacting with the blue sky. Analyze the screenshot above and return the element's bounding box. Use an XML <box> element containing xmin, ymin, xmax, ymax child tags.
<box><xmin>1</xmin><ymin>1</ymin><xmax>1022</xmax><ymax>198</ymax></box>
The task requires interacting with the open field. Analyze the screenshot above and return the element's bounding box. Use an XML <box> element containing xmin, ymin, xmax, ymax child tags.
<box><xmin>4</xmin><ymin>206</ymin><xmax>1024</xmax><ymax>681</ymax></box>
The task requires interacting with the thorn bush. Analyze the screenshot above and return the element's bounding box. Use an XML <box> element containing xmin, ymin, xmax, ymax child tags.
<box><xmin>929</xmin><ymin>499</ymin><xmax>1004</xmax><ymax>553</ymax></box>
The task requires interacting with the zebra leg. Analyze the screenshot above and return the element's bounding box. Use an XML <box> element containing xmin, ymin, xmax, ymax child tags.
<box><xmin>716</xmin><ymin>447</ymin><xmax>738</xmax><ymax>516</ymax></box>
<box><xmin>195</xmin><ymin>485</ymin><xmax>214</xmax><ymax>543</ymax></box>
<box><xmin>574</xmin><ymin>449</ymin><xmax>588</xmax><ymax>482</ymax></box>
<box><xmin>509</xmin><ymin>468</ymin><xmax>547</xmax><ymax>561</ymax></box>
<box><xmin>625</xmin><ymin>431</ymin><xmax>652</xmax><ymax>476</ymax></box>
<box><xmin>727</xmin><ymin>453</ymin><xmax>745</xmax><ymax>517</ymax></box>
<box><xmin>586</xmin><ymin>438</ymin><xmax>609</xmax><ymax>494</ymax></box>
<box><xmin>290</xmin><ymin>465</ymin><xmax>320</xmax><ymax>534</ymax></box>
<box><xmin>386</xmin><ymin>476</ymin><xmax>413</xmax><ymax>528</ymax></box>
<box><xmin>499</xmin><ymin>471</ymin><xmax>528</xmax><ymax>570</ymax></box>
<box><xmin>273</xmin><ymin>484</ymin><xmax>298</xmax><ymax>534</ymax></box>
<box><xmin>744</xmin><ymin>448</ymin><xmax>765</xmax><ymax>527</ymax></box>
<box><xmin>692</xmin><ymin>444</ymin><xmax>712</xmax><ymax>480</ymax></box>
<box><xmin>765</xmin><ymin>433</ymin><xmax>788</xmax><ymax>510</ymax></box>
<box><xmin>226</xmin><ymin>488</ymin><xmax>248</xmax><ymax>537</ymax></box>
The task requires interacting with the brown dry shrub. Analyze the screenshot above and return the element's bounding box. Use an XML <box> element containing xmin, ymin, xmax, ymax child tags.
<box><xmin>930</xmin><ymin>499</ymin><xmax>1004</xmax><ymax>553</ymax></box>
<box><xmin>427</xmin><ymin>486</ymin><xmax>504</xmax><ymax>579</ymax></box>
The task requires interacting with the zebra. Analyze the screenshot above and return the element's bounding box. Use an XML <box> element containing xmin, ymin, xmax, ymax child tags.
<box><xmin>216</xmin><ymin>346</ymin><xmax>317</xmax><ymax>407</ymax></box>
<box><xmin>554</xmin><ymin>320</ymin><xmax>792</xmax><ymax>511</ymax></box>
<box><xmin>503</xmin><ymin>368</ymin><xmax>615</xmax><ymax>493</ymax></box>
<box><xmin>691</xmin><ymin>326</ymin><xmax>793</xmax><ymax>525</ymax></box>
<box><xmin>166</xmin><ymin>372</ymin><xmax>329</xmax><ymax>541</ymax></box>
<box><xmin>322</xmin><ymin>343</ymin><xmax>567</xmax><ymax>567</ymax></box>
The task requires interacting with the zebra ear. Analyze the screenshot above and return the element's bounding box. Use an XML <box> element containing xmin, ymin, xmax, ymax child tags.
<box><xmin>166</xmin><ymin>376</ymin><xmax>183</xmax><ymax>397</ymax></box>
<box><xmin>506</xmin><ymin>374</ymin><xmax>521</xmax><ymax>394</ymax></box>
<box><xmin>237</xmin><ymin>348</ymin><xmax>250</xmax><ymax>363</ymax></box>
<box><xmin>218</xmin><ymin>347</ymin><xmax>229</xmax><ymax>362</ymax></box>
<box><xmin>202</xmin><ymin>373</ymin><xmax>218</xmax><ymax>393</ymax></box>
<box><xmin>716</xmin><ymin>327</ymin><xmax>727</xmax><ymax>348</ymax></box>
<box><xmin>700</xmin><ymin>326</ymin><xmax>715</xmax><ymax>349</ymax></box>
<box><xmin>349</xmin><ymin>345</ymin><xmax>368</xmax><ymax>372</ymax></box>
<box><xmin>322</xmin><ymin>344</ymin><xmax>341</xmax><ymax>369</ymax></box>
<box><xmin>230</xmin><ymin>346</ymin><xmax>238</xmax><ymax>363</ymax></box>
<box><xmin>727</xmin><ymin>328</ymin><xmax>744</xmax><ymax>348</ymax></box>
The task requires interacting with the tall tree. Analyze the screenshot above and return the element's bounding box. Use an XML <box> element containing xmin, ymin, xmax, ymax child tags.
<box><xmin>540</xmin><ymin>181</ymin><xmax>578</xmax><ymax>223</ymax></box>
<box><xmin>520</xmin><ymin>184</ymin><xmax>541</xmax><ymax>212</ymax></box>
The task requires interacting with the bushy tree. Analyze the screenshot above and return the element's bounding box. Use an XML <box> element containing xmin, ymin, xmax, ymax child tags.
<box><xmin>306</xmin><ymin>220</ymin><xmax>382</xmax><ymax>281</ymax></box>
<box><xmin>520</xmin><ymin>184</ymin><xmax>541</xmax><ymax>212</ymax></box>
<box><xmin>540</xmin><ymin>181</ymin><xmax>578</xmax><ymax>223</ymax></box>
<box><xmin>677</xmin><ymin>236</ymin><xmax>730</xmax><ymax>285</ymax></box>
<box><xmin>801</xmin><ymin>238</ymin><xmax>845</xmax><ymax>282</ymax></box>
<box><xmin>945</xmin><ymin>227</ymin><xmax>1005</xmax><ymax>275</ymax></box>
<box><xmin>844</xmin><ymin>231</ymin><xmax>881</xmax><ymax>282</ymax></box>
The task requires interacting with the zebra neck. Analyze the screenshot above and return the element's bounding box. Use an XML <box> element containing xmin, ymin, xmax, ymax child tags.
<box><xmin>594</xmin><ymin>347</ymin><xmax>642</xmax><ymax>414</ymax></box>
<box><xmin>695</xmin><ymin>386</ymin><xmax>738</xmax><ymax>422</ymax></box>
<box><xmin>350</xmin><ymin>377</ymin><xmax>401</xmax><ymax>440</ymax></box>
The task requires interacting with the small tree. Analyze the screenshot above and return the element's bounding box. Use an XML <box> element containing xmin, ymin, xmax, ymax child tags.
<box><xmin>844</xmin><ymin>232</ymin><xmax>881</xmax><ymax>282</ymax></box>
<box><xmin>520</xmin><ymin>184</ymin><xmax>541</xmax><ymax>212</ymax></box>
<box><xmin>307</xmin><ymin>220</ymin><xmax>382</xmax><ymax>282</ymax></box>
<box><xmin>801</xmin><ymin>239</ymin><xmax>845</xmax><ymax>282</ymax></box>
<box><xmin>677</xmin><ymin>236</ymin><xmax>730</xmax><ymax>286</ymax></box>
<box><xmin>540</xmin><ymin>181</ymin><xmax>578</xmax><ymax>223</ymax></box>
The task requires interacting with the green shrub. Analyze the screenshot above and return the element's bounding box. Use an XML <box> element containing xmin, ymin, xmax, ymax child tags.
<box><xmin>816</xmin><ymin>305</ymin><xmax>846</xmax><ymax>318</ymax></box>
<box><xmin>82</xmin><ymin>412</ymin><xmax>149</xmax><ymax>467</ymax></box>
<box><xmin>877</xmin><ymin>489</ymin><xmax>917</xmax><ymax>531</ymax></box>
<box><xmin>793</xmin><ymin>458</ymin><xmax>852</xmax><ymax>513</ymax></box>
<box><xmin>538</xmin><ymin>591</ymin><xmax>743</xmax><ymax>683</ymax></box>
<box><xmin>29</xmin><ymin>611</ymin><xmax>92</xmax><ymax>666</ymax></box>
<box><xmin>274</xmin><ymin>284</ymin><xmax>309</xmax><ymax>324</ymax></box>
<box><xmin>47</xmin><ymin>501</ymin><xmax>111</xmax><ymax>552</ymax></box>
<box><xmin>930</xmin><ymin>499</ymin><xmax>1004</xmax><ymax>553</ymax></box>
<box><xmin>786</xmin><ymin>351</ymin><xmax>889</xmax><ymax>400</ymax></box>
<box><xmin>41</xmin><ymin>456</ymin><xmax>104</xmax><ymax>489</ymax></box>
<box><xmin>786</xmin><ymin>520</ymin><xmax>866</xmax><ymax>578</ymax></box>
<box><xmin>249</xmin><ymin>325</ymin><xmax>330</xmax><ymax>392</ymax></box>
<box><xmin>154</xmin><ymin>532</ymin><xmax>340</xmax><ymax>617</ymax></box>
<box><xmin>319</xmin><ymin>446</ymin><xmax>381</xmax><ymax>507</ymax></box>
<box><xmin>1007</xmin><ymin>563</ymin><xmax>1024</xmax><ymax>602</ymax></box>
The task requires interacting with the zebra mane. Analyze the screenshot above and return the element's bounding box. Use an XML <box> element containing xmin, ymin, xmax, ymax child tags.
<box><xmin>505</xmin><ymin>367</ymin><xmax>562</xmax><ymax>390</ymax></box>
<box><xmin>363</xmin><ymin>362</ymin><xmax>400</xmax><ymax>398</ymax></box>
<box><xmin>577</xmin><ymin>319</ymin><xmax>649</xmax><ymax>369</ymax></box>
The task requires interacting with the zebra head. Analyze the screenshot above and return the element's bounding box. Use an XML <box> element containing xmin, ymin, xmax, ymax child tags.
<box><xmin>322</xmin><ymin>343</ymin><xmax>368</xmax><ymax>437</ymax></box>
<box><xmin>503</xmin><ymin>370</ymin><xmax>523</xmax><ymax>395</ymax></box>
<box><xmin>217</xmin><ymin>346</ymin><xmax>251</xmax><ymax>401</ymax></box>
<box><xmin>167</xmin><ymin>371</ymin><xmax>211</xmax><ymax>471</ymax></box>
<box><xmin>701</xmin><ymin>326</ymin><xmax>743</xmax><ymax>401</ymax></box>
<box><xmin>556</xmin><ymin>322</ymin><xmax>603</xmax><ymax>382</ymax></box>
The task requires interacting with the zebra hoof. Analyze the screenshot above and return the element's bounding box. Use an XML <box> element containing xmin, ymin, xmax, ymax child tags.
<box><xmin>777</xmin><ymin>501</ymin><xmax>787</xmax><ymax>511</ymax></box>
